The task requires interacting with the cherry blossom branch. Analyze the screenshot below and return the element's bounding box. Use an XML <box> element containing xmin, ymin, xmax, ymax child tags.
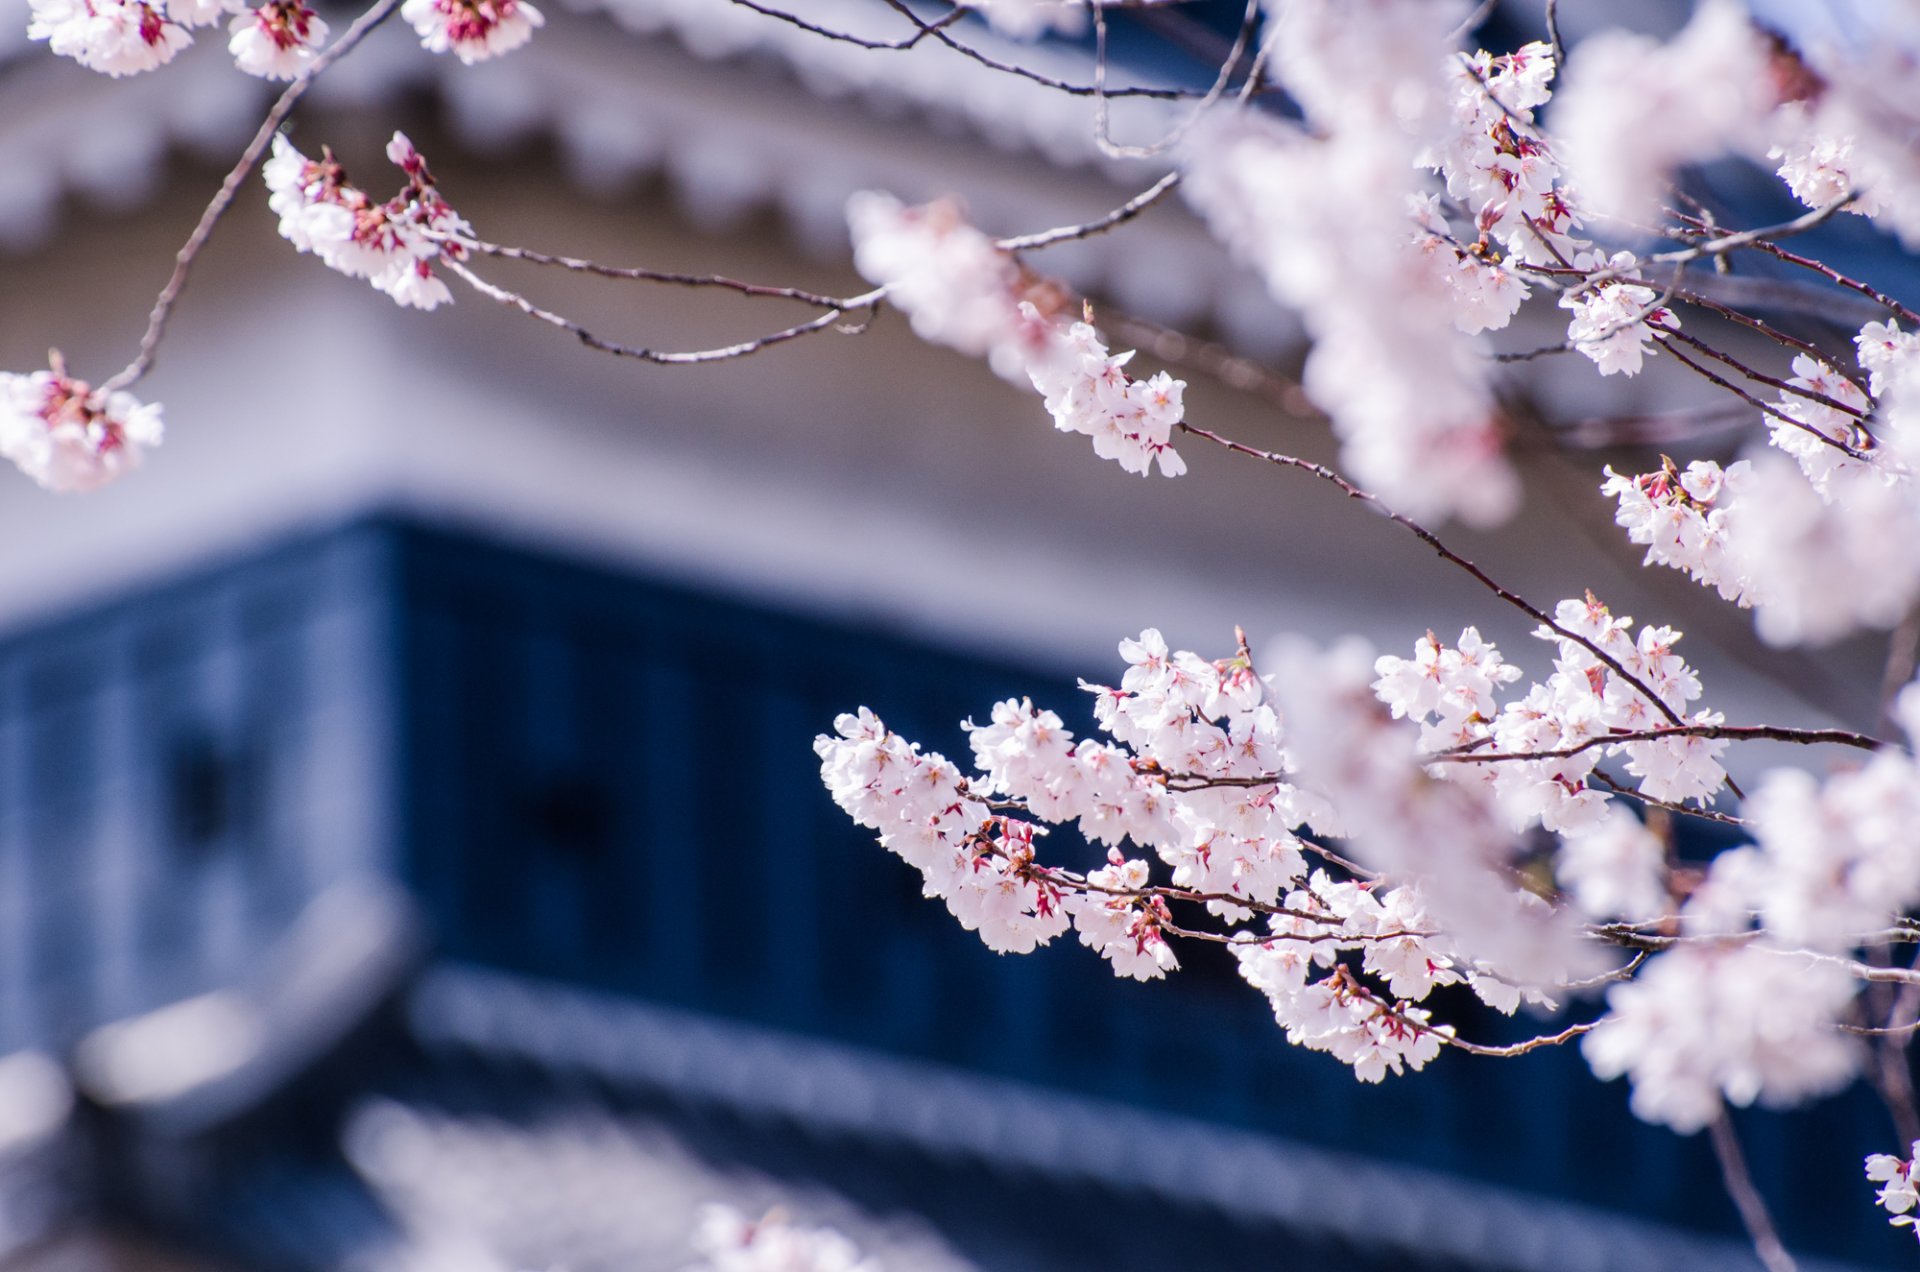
<box><xmin>1446</xmin><ymin>1020</ymin><xmax>1599</xmax><ymax>1058</ymax></box>
<box><xmin>1650</xmin><ymin>328</ymin><xmax>1873</xmax><ymax>462</ymax></box>
<box><xmin>1648</xmin><ymin>321</ymin><xmax>1873</xmax><ymax>428</ymax></box>
<box><xmin>428</xmin><ymin>234</ymin><xmax>858</xmax><ymax>309</ymax></box>
<box><xmin>1668</xmin><ymin>285</ymin><xmax>1872</xmax><ymax>396</ymax></box>
<box><xmin>1709</xmin><ymin>1112</ymin><xmax>1799</xmax><ymax>1272</ymax></box>
<box><xmin>1740</xmin><ymin>239</ymin><xmax>1920</xmax><ymax>328</ymax></box>
<box><xmin>874</xmin><ymin>0</ymin><xmax>1197</xmax><ymax>100</ymax></box>
<box><xmin>1587</xmin><ymin>770</ymin><xmax>1749</xmax><ymax>829</ymax></box>
<box><xmin>440</xmin><ymin>257</ymin><xmax>885</xmax><ymax>363</ymax></box>
<box><xmin>1173</xmin><ymin>420</ymin><xmax>1691</xmax><ymax>727</ymax></box>
<box><xmin>1103</xmin><ymin>311</ymin><xmax>1310</xmax><ymax>414</ymax></box>
<box><xmin>101</xmin><ymin>0</ymin><xmax>405</xmax><ymax>393</ymax></box>
<box><xmin>725</xmin><ymin>0</ymin><xmax>964</xmax><ymax>50</ymax></box>
<box><xmin>1866</xmin><ymin>946</ymin><xmax>1920</xmax><ymax>1145</ymax></box>
<box><xmin>1090</xmin><ymin>0</ymin><xmax>1266</xmax><ymax>160</ymax></box>
<box><xmin>996</xmin><ymin>171</ymin><xmax>1182</xmax><ymax>251</ymax></box>
<box><xmin>1429</xmin><ymin>722</ymin><xmax>1885</xmax><ymax>766</ymax></box>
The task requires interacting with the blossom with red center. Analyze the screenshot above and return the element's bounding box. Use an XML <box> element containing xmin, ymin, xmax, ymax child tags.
<box><xmin>227</xmin><ymin>0</ymin><xmax>327</xmax><ymax>79</ymax></box>
<box><xmin>399</xmin><ymin>0</ymin><xmax>543</xmax><ymax>64</ymax></box>
<box><xmin>0</xmin><ymin>356</ymin><xmax>164</xmax><ymax>493</ymax></box>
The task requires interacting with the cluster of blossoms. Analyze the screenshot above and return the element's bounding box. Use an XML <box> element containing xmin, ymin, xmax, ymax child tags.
<box><xmin>398</xmin><ymin>0</ymin><xmax>542</xmax><ymax>64</ymax></box>
<box><xmin>1603</xmin><ymin>319</ymin><xmax>1920</xmax><ymax>647</ymax></box>
<box><xmin>0</xmin><ymin>357</ymin><xmax>164</xmax><ymax>493</ymax></box>
<box><xmin>1867</xmin><ymin>1146</ymin><xmax>1920</xmax><ymax>1243</ymax></box>
<box><xmin>686</xmin><ymin>1206</ymin><xmax>879</xmax><ymax>1272</ymax></box>
<box><xmin>25</xmin><ymin>0</ymin><xmax>326</xmax><ymax>78</ymax></box>
<box><xmin>1601</xmin><ymin>458</ymin><xmax>1751</xmax><ymax>605</ymax></box>
<box><xmin>1581</xmin><ymin>941</ymin><xmax>1859</xmax><ymax>1134</ymax></box>
<box><xmin>1374</xmin><ymin>599</ymin><xmax>1727</xmax><ymax>836</ymax></box>
<box><xmin>1185</xmin><ymin>0</ymin><xmax>1519</xmax><ymax>528</ymax></box>
<box><xmin>1557</xmin><ymin>253</ymin><xmax>1675</xmax><ymax>378</ymax></box>
<box><xmin>1026</xmin><ymin>312</ymin><xmax>1186</xmax><ymax>477</ymax></box>
<box><xmin>847</xmin><ymin>194</ymin><xmax>1187</xmax><ymax>477</ymax></box>
<box><xmin>29</xmin><ymin>0</ymin><xmax>539</xmax><ymax>77</ymax></box>
<box><xmin>822</xmin><ymin>624</ymin><xmax>1646</xmax><ymax>1084</ymax></box>
<box><xmin>264</xmin><ymin>132</ymin><xmax>470</xmax><ymax>311</ymax></box>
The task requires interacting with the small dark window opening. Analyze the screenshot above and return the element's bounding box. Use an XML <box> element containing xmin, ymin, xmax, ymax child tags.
<box><xmin>168</xmin><ymin>733</ymin><xmax>240</xmax><ymax>857</ymax></box>
<box><xmin>526</xmin><ymin>776</ymin><xmax>614</xmax><ymax>864</ymax></box>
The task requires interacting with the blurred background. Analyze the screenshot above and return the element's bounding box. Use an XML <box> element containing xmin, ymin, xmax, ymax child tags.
<box><xmin>0</xmin><ymin>0</ymin><xmax>1912</xmax><ymax>1267</ymax></box>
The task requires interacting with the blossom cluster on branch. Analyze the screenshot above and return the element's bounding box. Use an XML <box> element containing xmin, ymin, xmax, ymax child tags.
<box><xmin>16</xmin><ymin>0</ymin><xmax>1920</xmax><ymax>1261</ymax></box>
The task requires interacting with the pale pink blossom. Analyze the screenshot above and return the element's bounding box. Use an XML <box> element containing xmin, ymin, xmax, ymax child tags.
<box><xmin>0</xmin><ymin>358</ymin><xmax>163</xmax><ymax>493</ymax></box>
<box><xmin>399</xmin><ymin>0</ymin><xmax>543</xmax><ymax>64</ymax></box>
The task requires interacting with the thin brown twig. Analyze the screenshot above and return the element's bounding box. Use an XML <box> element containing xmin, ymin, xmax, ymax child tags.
<box><xmin>1173</xmin><ymin>421</ymin><xmax>1692</xmax><ymax>729</ymax></box>
<box><xmin>876</xmin><ymin>0</ymin><xmax>1195</xmax><ymax>100</ymax></box>
<box><xmin>725</xmin><ymin>0</ymin><xmax>964</xmax><ymax>50</ymax></box>
<box><xmin>1744</xmin><ymin>239</ymin><xmax>1920</xmax><ymax>328</ymax></box>
<box><xmin>1588</xmin><ymin>770</ymin><xmax>1748</xmax><ymax>828</ymax></box>
<box><xmin>441</xmin><ymin>257</ymin><xmax>884</xmax><ymax>364</ymax></box>
<box><xmin>1709</xmin><ymin>1112</ymin><xmax>1800</xmax><ymax>1272</ymax></box>
<box><xmin>1650</xmin><ymin>321</ymin><xmax>1873</xmax><ymax>432</ymax></box>
<box><xmin>997</xmin><ymin>172</ymin><xmax>1182</xmax><ymax>251</ymax></box>
<box><xmin>1430</xmin><ymin>722</ymin><xmax>1884</xmax><ymax>765</ymax></box>
<box><xmin>432</xmin><ymin>235</ymin><xmax>858</xmax><ymax>309</ymax></box>
<box><xmin>101</xmin><ymin>0</ymin><xmax>405</xmax><ymax>393</ymax></box>
<box><xmin>1652</xmin><ymin>330</ymin><xmax>1873</xmax><ymax>462</ymax></box>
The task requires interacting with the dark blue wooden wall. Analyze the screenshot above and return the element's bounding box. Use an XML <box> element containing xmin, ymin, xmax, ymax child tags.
<box><xmin>0</xmin><ymin>517</ymin><xmax>1900</xmax><ymax>1264</ymax></box>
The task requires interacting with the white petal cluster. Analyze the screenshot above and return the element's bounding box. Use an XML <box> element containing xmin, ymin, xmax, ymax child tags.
<box><xmin>26</xmin><ymin>0</ymin><xmax>196</xmax><ymax>75</ymax></box>
<box><xmin>1601</xmin><ymin>458</ymin><xmax>1752</xmax><ymax>605</ymax></box>
<box><xmin>0</xmin><ymin>361</ymin><xmax>163</xmax><ymax>493</ymax></box>
<box><xmin>815</xmin><ymin>709</ymin><xmax>1068</xmax><ymax>955</ymax></box>
<box><xmin>1559</xmin><ymin>252</ymin><xmax>1674</xmax><ymax>378</ymax></box>
<box><xmin>1374</xmin><ymin>603</ymin><xmax>1726</xmax><ymax>836</ymax></box>
<box><xmin>1183</xmin><ymin>0</ymin><xmax>1522</xmax><ymax>530</ymax></box>
<box><xmin>1233</xmin><ymin>901</ymin><xmax>1450</xmax><ymax>1085</ymax></box>
<box><xmin>1063</xmin><ymin>852</ymin><xmax>1178</xmax><ymax>982</ymax></box>
<box><xmin>263</xmin><ymin>132</ymin><xmax>470</xmax><ymax>311</ymax></box>
<box><xmin>847</xmin><ymin>194</ymin><xmax>1185</xmax><ymax>478</ymax></box>
<box><xmin>1724</xmin><ymin>451</ymin><xmax>1920</xmax><ymax>647</ymax></box>
<box><xmin>1866</xmin><ymin>1145</ymin><xmax>1920</xmax><ymax>1242</ymax></box>
<box><xmin>1695</xmin><ymin>695</ymin><xmax>1920</xmax><ymax>952</ymax></box>
<box><xmin>1555</xmin><ymin>805</ymin><xmax>1668</xmax><ymax>924</ymax></box>
<box><xmin>400</xmin><ymin>0</ymin><xmax>543</xmax><ymax>65</ymax></box>
<box><xmin>825</xmin><ymin>627</ymin><xmax>1595</xmax><ymax>1081</ymax></box>
<box><xmin>847</xmin><ymin>193</ymin><xmax>1053</xmax><ymax>383</ymax></box>
<box><xmin>1281</xmin><ymin>634</ymin><xmax>1592</xmax><ymax>998</ymax></box>
<box><xmin>1582</xmin><ymin>943</ymin><xmax>1858</xmax><ymax>1134</ymax></box>
<box><xmin>1026</xmin><ymin>316</ymin><xmax>1186</xmax><ymax>478</ymax></box>
<box><xmin>687</xmin><ymin>1205</ymin><xmax>880</xmax><ymax>1272</ymax></box>
<box><xmin>958</xmin><ymin>0</ymin><xmax>1082</xmax><ymax>42</ymax></box>
<box><xmin>1767</xmin><ymin>353</ymin><xmax>1875</xmax><ymax>496</ymax></box>
<box><xmin>226</xmin><ymin>0</ymin><xmax>326</xmax><ymax>79</ymax></box>
<box><xmin>1423</xmin><ymin>41</ymin><xmax>1580</xmax><ymax>279</ymax></box>
<box><xmin>1765</xmin><ymin>33</ymin><xmax>1920</xmax><ymax>245</ymax></box>
<box><xmin>1551</xmin><ymin>0</ymin><xmax>1774</xmax><ymax>221</ymax></box>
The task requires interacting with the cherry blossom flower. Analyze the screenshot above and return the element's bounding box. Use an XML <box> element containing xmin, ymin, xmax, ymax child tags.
<box><xmin>847</xmin><ymin>193</ymin><xmax>1063</xmax><ymax>384</ymax></box>
<box><xmin>1552</xmin><ymin>0</ymin><xmax>1774</xmax><ymax>221</ymax></box>
<box><xmin>1582</xmin><ymin>942</ymin><xmax>1859</xmax><ymax>1134</ymax></box>
<box><xmin>1555</xmin><ymin>806</ymin><xmax>1668</xmax><ymax>923</ymax></box>
<box><xmin>1026</xmin><ymin>313</ymin><xmax>1186</xmax><ymax>478</ymax></box>
<box><xmin>1559</xmin><ymin>254</ymin><xmax>1674</xmax><ymax>377</ymax></box>
<box><xmin>227</xmin><ymin>0</ymin><xmax>325</xmax><ymax>79</ymax></box>
<box><xmin>399</xmin><ymin>0</ymin><xmax>543</xmax><ymax>64</ymax></box>
<box><xmin>1602</xmin><ymin>459</ymin><xmax>1753</xmax><ymax>605</ymax></box>
<box><xmin>27</xmin><ymin>0</ymin><xmax>190</xmax><ymax>75</ymax></box>
<box><xmin>262</xmin><ymin>132</ymin><xmax>470</xmax><ymax>310</ymax></box>
<box><xmin>0</xmin><ymin>356</ymin><xmax>163</xmax><ymax>493</ymax></box>
<box><xmin>687</xmin><ymin>1205</ymin><xmax>880</xmax><ymax>1272</ymax></box>
<box><xmin>1867</xmin><ymin>1147</ymin><xmax>1920</xmax><ymax>1242</ymax></box>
